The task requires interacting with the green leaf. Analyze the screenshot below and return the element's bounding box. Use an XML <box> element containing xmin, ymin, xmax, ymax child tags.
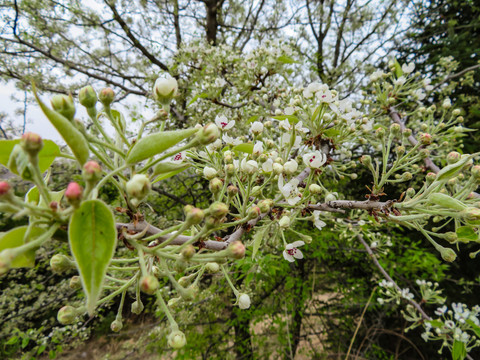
<box><xmin>153</xmin><ymin>161</ymin><xmax>190</xmax><ymax>176</ymax></box>
<box><xmin>152</xmin><ymin>166</ymin><xmax>191</xmax><ymax>184</ymax></box>
<box><xmin>452</xmin><ymin>340</ymin><xmax>466</xmax><ymax>360</ymax></box>
<box><xmin>0</xmin><ymin>139</ymin><xmax>60</xmax><ymax>174</ymax></box>
<box><xmin>21</xmin><ymin>337</ymin><xmax>30</xmax><ymax>349</ymax></box>
<box><xmin>247</xmin><ymin>115</ymin><xmax>260</xmax><ymax>123</ymax></box>
<box><xmin>188</xmin><ymin>92</ymin><xmax>209</xmax><ymax>106</ymax></box>
<box><xmin>323</xmin><ymin>128</ymin><xmax>341</xmax><ymax>137</ymax></box>
<box><xmin>8</xmin><ymin>144</ymin><xmax>33</xmax><ymax>180</ymax></box>
<box><xmin>32</xmin><ymin>84</ymin><xmax>89</xmax><ymax>165</ymax></box>
<box><xmin>232</xmin><ymin>143</ymin><xmax>254</xmax><ymax>154</ymax></box>
<box><xmin>25</xmin><ymin>186</ymin><xmax>40</xmax><ymax>205</ymax></box>
<box><xmin>456</xmin><ymin>226</ymin><xmax>478</xmax><ymax>242</ymax></box>
<box><xmin>394</xmin><ymin>59</ymin><xmax>403</xmax><ymax>78</ymax></box>
<box><xmin>0</xmin><ymin>226</ymin><xmax>46</xmax><ymax>268</ymax></box>
<box><xmin>466</xmin><ymin>319</ymin><xmax>480</xmax><ymax>337</ymax></box>
<box><xmin>271</xmin><ymin>115</ymin><xmax>299</xmax><ymax>124</ymax></box>
<box><xmin>252</xmin><ymin>226</ymin><xmax>269</xmax><ymax>259</ymax></box>
<box><xmin>277</xmin><ymin>55</ymin><xmax>297</xmax><ymax>64</ymax></box>
<box><xmin>5</xmin><ymin>336</ymin><xmax>18</xmax><ymax>346</ymax></box>
<box><xmin>127</xmin><ymin>128</ymin><xmax>198</xmax><ymax>164</ymax></box>
<box><xmin>69</xmin><ymin>200</ymin><xmax>117</xmax><ymax>315</ymax></box>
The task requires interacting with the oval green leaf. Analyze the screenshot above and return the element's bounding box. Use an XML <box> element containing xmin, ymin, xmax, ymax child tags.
<box><xmin>69</xmin><ymin>200</ymin><xmax>117</xmax><ymax>315</ymax></box>
<box><xmin>456</xmin><ymin>226</ymin><xmax>478</xmax><ymax>242</ymax></box>
<box><xmin>0</xmin><ymin>226</ymin><xmax>46</xmax><ymax>268</ymax></box>
<box><xmin>126</xmin><ymin>128</ymin><xmax>198</xmax><ymax>164</ymax></box>
<box><xmin>1</xmin><ymin>139</ymin><xmax>60</xmax><ymax>174</ymax></box>
<box><xmin>33</xmin><ymin>84</ymin><xmax>89</xmax><ymax>165</ymax></box>
<box><xmin>232</xmin><ymin>143</ymin><xmax>254</xmax><ymax>154</ymax></box>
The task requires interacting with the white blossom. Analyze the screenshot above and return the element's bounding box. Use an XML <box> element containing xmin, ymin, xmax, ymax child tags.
<box><xmin>262</xmin><ymin>158</ymin><xmax>273</xmax><ymax>174</ymax></box>
<box><xmin>370</xmin><ymin>70</ymin><xmax>384</xmax><ymax>82</ymax></box>
<box><xmin>203</xmin><ymin>166</ymin><xmax>217</xmax><ymax>180</ymax></box>
<box><xmin>253</xmin><ymin>141</ymin><xmax>263</xmax><ymax>156</ymax></box>
<box><xmin>171</xmin><ymin>151</ymin><xmax>186</xmax><ymax>164</ymax></box>
<box><xmin>283</xmin><ymin>160</ymin><xmax>298</xmax><ymax>175</ymax></box>
<box><xmin>395</xmin><ymin>76</ymin><xmax>406</xmax><ymax>86</ymax></box>
<box><xmin>316</xmin><ymin>89</ymin><xmax>334</xmax><ymax>103</ymax></box>
<box><xmin>278</xmin><ymin>174</ymin><xmax>301</xmax><ymax>205</ymax></box>
<box><xmin>283</xmin><ymin>241</ymin><xmax>305</xmax><ymax>262</ymax></box>
<box><xmin>284</xmin><ymin>106</ymin><xmax>295</xmax><ymax>115</ymax></box>
<box><xmin>303</xmin><ymin>151</ymin><xmax>327</xmax><ymax>168</ymax></box>
<box><xmin>250</xmin><ymin>121</ymin><xmax>264</xmax><ymax>134</ymax></box>
<box><xmin>215</xmin><ymin>115</ymin><xmax>235</xmax><ymax>130</ymax></box>
<box><xmin>241</xmin><ymin>158</ymin><xmax>258</xmax><ymax>174</ymax></box>
<box><xmin>222</xmin><ymin>134</ymin><xmax>241</xmax><ymax>146</ymax></box>
<box><xmin>313</xmin><ymin>211</ymin><xmax>326</xmax><ymax>230</ymax></box>
<box><xmin>402</xmin><ymin>62</ymin><xmax>415</xmax><ymax>74</ymax></box>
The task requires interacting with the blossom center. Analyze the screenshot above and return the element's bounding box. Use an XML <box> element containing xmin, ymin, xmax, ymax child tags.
<box><xmin>173</xmin><ymin>153</ymin><xmax>183</xmax><ymax>161</ymax></box>
<box><xmin>221</xmin><ymin>122</ymin><xmax>228</xmax><ymax>128</ymax></box>
<box><xmin>287</xmin><ymin>248</ymin><xmax>297</xmax><ymax>256</ymax></box>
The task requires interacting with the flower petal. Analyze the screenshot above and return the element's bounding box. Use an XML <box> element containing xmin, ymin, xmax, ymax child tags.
<box><xmin>283</xmin><ymin>250</ymin><xmax>295</xmax><ymax>262</ymax></box>
<box><xmin>291</xmin><ymin>240</ymin><xmax>305</xmax><ymax>248</ymax></box>
<box><xmin>293</xmin><ymin>249</ymin><xmax>304</xmax><ymax>259</ymax></box>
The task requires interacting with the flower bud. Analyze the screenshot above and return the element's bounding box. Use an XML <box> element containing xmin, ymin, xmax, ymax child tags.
<box><xmin>390</xmin><ymin>123</ymin><xmax>401</xmax><ymax>137</ymax></box>
<box><xmin>98</xmin><ymin>88</ymin><xmax>115</xmax><ymax>107</ymax></box>
<box><xmin>126</xmin><ymin>174</ymin><xmax>151</xmax><ymax>203</ymax></box>
<box><xmin>228</xmin><ymin>241</ymin><xmax>246</xmax><ymax>259</ymax></box>
<box><xmin>111</xmin><ymin>319</ymin><xmax>123</xmax><ymax>332</ymax></box>
<box><xmin>21</xmin><ymin>132</ymin><xmax>43</xmax><ymax>156</ymax></box>
<box><xmin>402</xmin><ymin>128</ymin><xmax>412</xmax><ymax>139</ymax></box>
<box><xmin>309</xmin><ymin>184</ymin><xmax>322</xmax><ymax>194</ymax></box>
<box><xmin>257</xmin><ymin>199</ymin><xmax>272</xmax><ymax>213</ymax></box>
<box><xmin>247</xmin><ymin>206</ymin><xmax>261</xmax><ymax>220</ymax></box>
<box><xmin>440</xmin><ymin>247</ymin><xmax>457</xmax><ymax>262</ymax></box>
<box><xmin>209</xmin><ymin>178</ymin><xmax>223</xmax><ymax>194</ymax></box>
<box><xmin>445</xmin><ymin>232</ymin><xmax>458</xmax><ymax>243</ymax></box>
<box><xmin>461</xmin><ymin>207</ymin><xmax>480</xmax><ymax>222</ymax></box>
<box><xmin>250</xmin><ymin>121</ymin><xmax>264</xmax><ymax>135</ymax></box>
<box><xmin>237</xmin><ymin>293</ymin><xmax>251</xmax><ymax>309</ymax></box>
<box><xmin>57</xmin><ymin>305</ymin><xmax>77</xmax><ymax>325</ymax></box>
<box><xmin>181</xmin><ymin>244</ymin><xmax>196</xmax><ymax>260</ymax></box>
<box><xmin>205</xmin><ymin>262</ymin><xmax>220</xmax><ymax>273</ymax></box>
<box><xmin>50</xmin><ymin>254</ymin><xmax>75</xmax><ymax>273</ymax></box>
<box><xmin>131</xmin><ymin>300</ymin><xmax>144</xmax><ymax>315</ymax></box>
<box><xmin>419</xmin><ymin>133</ymin><xmax>432</xmax><ymax>145</ymax></box>
<box><xmin>375</xmin><ymin>127</ymin><xmax>385</xmax><ymax>139</ymax></box>
<box><xmin>168</xmin><ymin>330</ymin><xmax>186</xmax><ymax>349</ymax></box>
<box><xmin>273</xmin><ymin>163</ymin><xmax>283</xmax><ymax>175</ymax></box>
<box><xmin>225</xmin><ymin>164</ymin><xmax>235</xmax><ymax>175</ymax></box>
<box><xmin>446</xmin><ymin>151</ymin><xmax>461</xmax><ymax>165</ymax></box>
<box><xmin>471</xmin><ymin>165</ymin><xmax>480</xmax><ymax>180</ymax></box>
<box><xmin>442</xmin><ymin>98</ymin><xmax>452</xmax><ymax>109</ymax></box>
<box><xmin>78</xmin><ymin>86</ymin><xmax>97</xmax><ymax>109</ymax></box>
<box><xmin>140</xmin><ymin>275</ymin><xmax>159</xmax><ymax>295</ymax></box>
<box><xmin>69</xmin><ymin>276</ymin><xmax>82</xmax><ymax>290</ymax></box>
<box><xmin>325</xmin><ymin>192</ymin><xmax>338</xmax><ymax>202</ymax></box>
<box><xmin>203</xmin><ymin>166</ymin><xmax>217</xmax><ymax>180</ymax></box>
<box><xmin>395</xmin><ymin>145</ymin><xmax>405</xmax><ymax>156</ymax></box>
<box><xmin>196</xmin><ymin>123</ymin><xmax>220</xmax><ymax>146</ymax></box>
<box><xmin>227</xmin><ymin>185</ymin><xmax>239</xmax><ymax>196</ymax></box>
<box><xmin>185</xmin><ymin>207</ymin><xmax>204</xmax><ymax>225</ymax></box>
<box><xmin>208</xmin><ymin>201</ymin><xmax>229</xmax><ymax>219</ymax></box>
<box><xmin>279</xmin><ymin>216</ymin><xmax>290</xmax><ymax>229</ymax></box>
<box><xmin>0</xmin><ymin>181</ymin><xmax>12</xmax><ymax>200</ymax></box>
<box><xmin>83</xmin><ymin>161</ymin><xmax>102</xmax><ymax>182</ymax></box>
<box><xmin>51</xmin><ymin>94</ymin><xmax>76</xmax><ymax>121</ymax></box>
<box><xmin>65</xmin><ymin>182</ymin><xmax>83</xmax><ymax>206</ymax></box>
<box><xmin>153</xmin><ymin>76</ymin><xmax>178</xmax><ymax>105</ymax></box>
<box><xmin>284</xmin><ymin>160</ymin><xmax>298</xmax><ymax>175</ymax></box>
<box><xmin>360</xmin><ymin>155</ymin><xmax>372</xmax><ymax>167</ymax></box>
<box><xmin>401</xmin><ymin>172</ymin><xmax>412</xmax><ymax>181</ymax></box>
<box><xmin>406</xmin><ymin>188</ymin><xmax>416</xmax><ymax>198</ymax></box>
<box><xmin>174</xmin><ymin>258</ymin><xmax>187</xmax><ymax>272</ymax></box>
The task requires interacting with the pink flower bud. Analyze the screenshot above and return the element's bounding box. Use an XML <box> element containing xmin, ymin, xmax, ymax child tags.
<box><xmin>181</xmin><ymin>245</ymin><xmax>196</xmax><ymax>259</ymax></box>
<box><xmin>0</xmin><ymin>182</ymin><xmax>11</xmax><ymax>197</ymax></box>
<box><xmin>208</xmin><ymin>201</ymin><xmax>229</xmax><ymax>219</ymax></box>
<box><xmin>140</xmin><ymin>275</ymin><xmax>159</xmax><ymax>295</ymax></box>
<box><xmin>21</xmin><ymin>132</ymin><xmax>44</xmax><ymax>155</ymax></box>
<box><xmin>83</xmin><ymin>161</ymin><xmax>102</xmax><ymax>182</ymax></box>
<box><xmin>111</xmin><ymin>319</ymin><xmax>123</xmax><ymax>332</ymax></box>
<box><xmin>196</xmin><ymin>123</ymin><xmax>220</xmax><ymax>145</ymax></box>
<box><xmin>419</xmin><ymin>133</ymin><xmax>432</xmax><ymax>145</ymax></box>
<box><xmin>247</xmin><ymin>206</ymin><xmax>261</xmax><ymax>219</ymax></box>
<box><xmin>98</xmin><ymin>88</ymin><xmax>115</xmax><ymax>107</ymax></box>
<box><xmin>447</xmin><ymin>151</ymin><xmax>461</xmax><ymax>164</ymax></box>
<box><xmin>228</xmin><ymin>241</ymin><xmax>245</xmax><ymax>259</ymax></box>
<box><xmin>65</xmin><ymin>182</ymin><xmax>83</xmax><ymax>204</ymax></box>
